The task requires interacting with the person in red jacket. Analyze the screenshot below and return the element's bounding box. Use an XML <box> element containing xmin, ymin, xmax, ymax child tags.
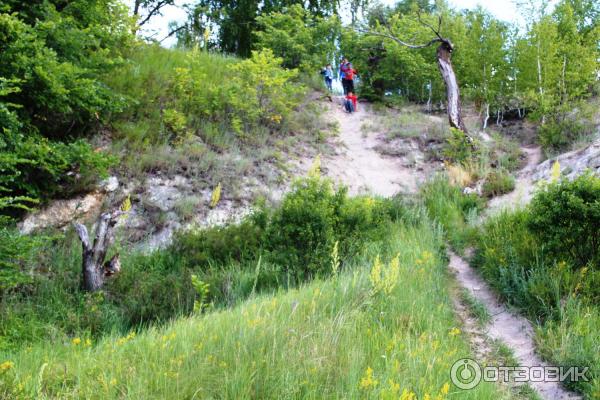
<box><xmin>344</xmin><ymin>63</ymin><xmax>356</xmax><ymax>94</ymax></box>
<box><xmin>344</xmin><ymin>91</ymin><xmax>358</xmax><ymax>113</ymax></box>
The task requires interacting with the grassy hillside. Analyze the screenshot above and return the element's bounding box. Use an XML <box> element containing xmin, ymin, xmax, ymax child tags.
<box><xmin>0</xmin><ymin>218</ymin><xmax>504</xmax><ymax>399</ymax></box>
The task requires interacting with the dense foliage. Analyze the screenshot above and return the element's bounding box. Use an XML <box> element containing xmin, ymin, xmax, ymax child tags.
<box><xmin>255</xmin><ymin>5</ymin><xmax>341</xmax><ymax>71</ymax></box>
<box><xmin>0</xmin><ymin>1</ymin><xmax>132</xmax><ymax>213</ymax></box>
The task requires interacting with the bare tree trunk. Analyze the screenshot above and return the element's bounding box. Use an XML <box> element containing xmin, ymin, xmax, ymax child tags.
<box><xmin>483</xmin><ymin>103</ymin><xmax>490</xmax><ymax>130</ymax></box>
<box><xmin>436</xmin><ymin>40</ymin><xmax>469</xmax><ymax>134</ymax></box>
<box><xmin>426</xmin><ymin>81</ymin><xmax>432</xmax><ymax>113</ymax></box>
<box><xmin>536</xmin><ymin>39</ymin><xmax>546</xmax><ymax>124</ymax></box>
<box><xmin>361</xmin><ymin>14</ymin><xmax>471</xmax><ymax>139</ymax></box>
<box><xmin>74</xmin><ymin>211</ymin><xmax>122</xmax><ymax>291</ymax></box>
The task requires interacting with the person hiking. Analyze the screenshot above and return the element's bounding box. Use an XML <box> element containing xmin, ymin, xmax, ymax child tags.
<box><xmin>343</xmin><ymin>62</ymin><xmax>356</xmax><ymax>94</ymax></box>
<box><xmin>344</xmin><ymin>91</ymin><xmax>358</xmax><ymax>113</ymax></box>
<box><xmin>339</xmin><ymin>58</ymin><xmax>349</xmax><ymax>94</ymax></box>
<box><xmin>323</xmin><ymin>64</ymin><xmax>333</xmax><ymax>92</ymax></box>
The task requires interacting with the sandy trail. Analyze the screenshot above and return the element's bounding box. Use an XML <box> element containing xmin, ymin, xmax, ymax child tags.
<box><xmin>313</xmin><ymin>101</ymin><xmax>579</xmax><ymax>399</ymax></box>
<box><xmin>319</xmin><ymin>99</ymin><xmax>420</xmax><ymax>196</ymax></box>
<box><xmin>449</xmin><ymin>252</ymin><xmax>581</xmax><ymax>400</ymax></box>
<box><xmin>487</xmin><ymin>146</ymin><xmax>542</xmax><ymax>213</ymax></box>
<box><xmin>451</xmin><ymin>147</ymin><xmax>582</xmax><ymax>399</ymax></box>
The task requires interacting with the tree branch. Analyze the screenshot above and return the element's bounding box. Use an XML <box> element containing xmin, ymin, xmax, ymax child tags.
<box><xmin>159</xmin><ymin>25</ymin><xmax>187</xmax><ymax>43</ymax></box>
<box><xmin>74</xmin><ymin>223</ymin><xmax>91</xmax><ymax>252</ymax></box>
<box><xmin>358</xmin><ymin>29</ymin><xmax>442</xmax><ymax>49</ymax></box>
<box><xmin>137</xmin><ymin>0</ymin><xmax>172</xmax><ymax>27</ymax></box>
<box><xmin>417</xmin><ymin>10</ymin><xmax>444</xmax><ymax>40</ymax></box>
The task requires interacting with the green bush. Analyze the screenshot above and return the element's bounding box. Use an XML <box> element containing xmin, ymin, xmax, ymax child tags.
<box><xmin>538</xmin><ymin>113</ymin><xmax>595</xmax><ymax>153</ymax></box>
<box><xmin>266</xmin><ymin>177</ymin><xmax>345</xmax><ymax>277</ymax></box>
<box><xmin>0</xmin><ymin>219</ymin><xmax>42</xmax><ymax>292</ymax></box>
<box><xmin>442</xmin><ymin>128</ymin><xmax>479</xmax><ymax>165</ymax></box>
<box><xmin>0</xmin><ymin>3</ymin><xmax>130</xmax><ymax>211</ymax></box>
<box><xmin>171</xmin><ymin>213</ymin><xmax>267</xmax><ymax>267</ymax></box>
<box><xmin>527</xmin><ymin>173</ymin><xmax>600</xmax><ymax>268</ymax></box>
<box><xmin>481</xmin><ymin>170</ymin><xmax>515</xmax><ymax>197</ymax></box>
<box><xmin>1</xmin><ymin>126</ymin><xmax>114</xmax><ymax>213</ymax></box>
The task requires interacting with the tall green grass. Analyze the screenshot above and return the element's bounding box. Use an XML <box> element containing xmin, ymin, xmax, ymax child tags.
<box><xmin>420</xmin><ymin>175</ymin><xmax>483</xmax><ymax>253</ymax></box>
<box><xmin>0</xmin><ymin>221</ymin><xmax>505</xmax><ymax>399</ymax></box>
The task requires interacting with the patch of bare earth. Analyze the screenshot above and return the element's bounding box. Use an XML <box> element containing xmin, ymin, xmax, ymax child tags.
<box><xmin>487</xmin><ymin>146</ymin><xmax>543</xmax><ymax>213</ymax></box>
<box><xmin>296</xmin><ymin>98</ymin><xmax>435</xmax><ymax>196</ymax></box>
<box><xmin>448</xmin><ymin>251</ymin><xmax>581</xmax><ymax>400</ymax></box>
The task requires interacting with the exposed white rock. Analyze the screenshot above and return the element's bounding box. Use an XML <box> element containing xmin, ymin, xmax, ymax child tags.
<box><xmin>144</xmin><ymin>176</ymin><xmax>188</xmax><ymax>212</ymax></box>
<box><xmin>532</xmin><ymin>138</ymin><xmax>600</xmax><ymax>182</ymax></box>
<box><xmin>19</xmin><ymin>192</ymin><xmax>104</xmax><ymax>234</ymax></box>
<box><xmin>99</xmin><ymin>176</ymin><xmax>119</xmax><ymax>193</ymax></box>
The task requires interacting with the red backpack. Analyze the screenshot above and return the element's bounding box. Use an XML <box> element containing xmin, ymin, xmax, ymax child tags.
<box><xmin>345</xmin><ymin>68</ymin><xmax>355</xmax><ymax>80</ymax></box>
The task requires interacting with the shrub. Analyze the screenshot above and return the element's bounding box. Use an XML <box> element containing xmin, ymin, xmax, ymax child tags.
<box><xmin>266</xmin><ymin>176</ymin><xmax>345</xmax><ymax>277</ymax></box>
<box><xmin>1</xmin><ymin>127</ymin><xmax>114</xmax><ymax>213</ymax></box>
<box><xmin>538</xmin><ymin>110</ymin><xmax>595</xmax><ymax>154</ymax></box>
<box><xmin>442</xmin><ymin>128</ymin><xmax>479</xmax><ymax>165</ymax></box>
<box><xmin>481</xmin><ymin>170</ymin><xmax>515</xmax><ymax>197</ymax></box>
<box><xmin>171</xmin><ymin>213</ymin><xmax>266</xmax><ymax>267</ymax></box>
<box><xmin>527</xmin><ymin>173</ymin><xmax>600</xmax><ymax>268</ymax></box>
<box><xmin>0</xmin><ymin>219</ymin><xmax>42</xmax><ymax>292</ymax></box>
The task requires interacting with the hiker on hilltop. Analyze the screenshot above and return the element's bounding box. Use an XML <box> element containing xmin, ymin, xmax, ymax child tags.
<box><xmin>340</xmin><ymin>59</ymin><xmax>357</xmax><ymax>95</ymax></box>
<box><xmin>322</xmin><ymin>64</ymin><xmax>333</xmax><ymax>91</ymax></box>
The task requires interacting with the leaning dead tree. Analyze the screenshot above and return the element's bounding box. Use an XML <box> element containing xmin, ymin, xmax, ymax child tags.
<box><xmin>361</xmin><ymin>14</ymin><xmax>471</xmax><ymax>140</ymax></box>
<box><xmin>73</xmin><ymin>211</ymin><xmax>123</xmax><ymax>291</ymax></box>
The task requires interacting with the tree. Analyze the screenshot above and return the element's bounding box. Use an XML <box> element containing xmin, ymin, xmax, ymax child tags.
<box><xmin>177</xmin><ymin>0</ymin><xmax>339</xmax><ymax>57</ymax></box>
<box><xmin>74</xmin><ymin>211</ymin><xmax>122</xmax><ymax>291</ymax></box>
<box><xmin>362</xmin><ymin>13</ymin><xmax>471</xmax><ymax>136</ymax></box>
<box><xmin>454</xmin><ymin>8</ymin><xmax>510</xmax><ymax>128</ymax></box>
<box><xmin>255</xmin><ymin>5</ymin><xmax>341</xmax><ymax>71</ymax></box>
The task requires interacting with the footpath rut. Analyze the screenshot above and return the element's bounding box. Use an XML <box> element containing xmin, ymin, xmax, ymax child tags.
<box><xmin>319</xmin><ymin>99</ymin><xmax>420</xmax><ymax>196</ymax></box>
<box><xmin>318</xmin><ymin>99</ymin><xmax>580</xmax><ymax>399</ymax></box>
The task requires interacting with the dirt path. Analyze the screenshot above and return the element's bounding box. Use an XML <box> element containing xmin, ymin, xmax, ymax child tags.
<box><xmin>487</xmin><ymin>146</ymin><xmax>542</xmax><ymax>213</ymax></box>
<box><xmin>450</xmin><ymin>146</ymin><xmax>583</xmax><ymax>399</ymax></box>
<box><xmin>317</xmin><ymin>98</ymin><xmax>421</xmax><ymax>196</ymax></box>
<box><xmin>448</xmin><ymin>252</ymin><xmax>581</xmax><ymax>400</ymax></box>
<box><xmin>310</xmin><ymin>102</ymin><xmax>579</xmax><ymax>398</ymax></box>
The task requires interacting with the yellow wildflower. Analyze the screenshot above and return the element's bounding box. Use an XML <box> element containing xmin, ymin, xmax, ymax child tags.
<box><xmin>72</xmin><ymin>337</ymin><xmax>82</xmax><ymax>345</ymax></box>
<box><xmin>550</xmin><ymin>160</ymin><xmax>561</xmax><ymax>182</ymax></box>
<box><xmin>400</xmin><ymin>389</ymin><xmax>416</xmax><ymax>400</ymax></box>
<box><xmin>440</xmin><ymin>382</ymin><xmax>450</xmax><ymax>395</ymax></box>
<box><xmin>388</xmin><ymin>379</ymin><xmax>400</xmax><ymax>394</ymax></box>
<box><xmin>448</xmin><ymin>327</ymin><xmax>461</xmax><ymax>336</ymax></box>
<box><xmin>308</xmin><ymin>154</ymin><xmax>321</xmax><ymax>177</ymax></box>
<box><xmin>210</xmin><ymin>183</ymin><xmax>221</xmax><ymax>208</ymax></box>
<box><xmin>0</xmin><ymin>361</ymin><xmax>14</xmax><ymax>371</ymax></box>
<box><xmin>359</xmin><ymin>366</ymin><xmax>378</xmax><ymax>389</ymax></box>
